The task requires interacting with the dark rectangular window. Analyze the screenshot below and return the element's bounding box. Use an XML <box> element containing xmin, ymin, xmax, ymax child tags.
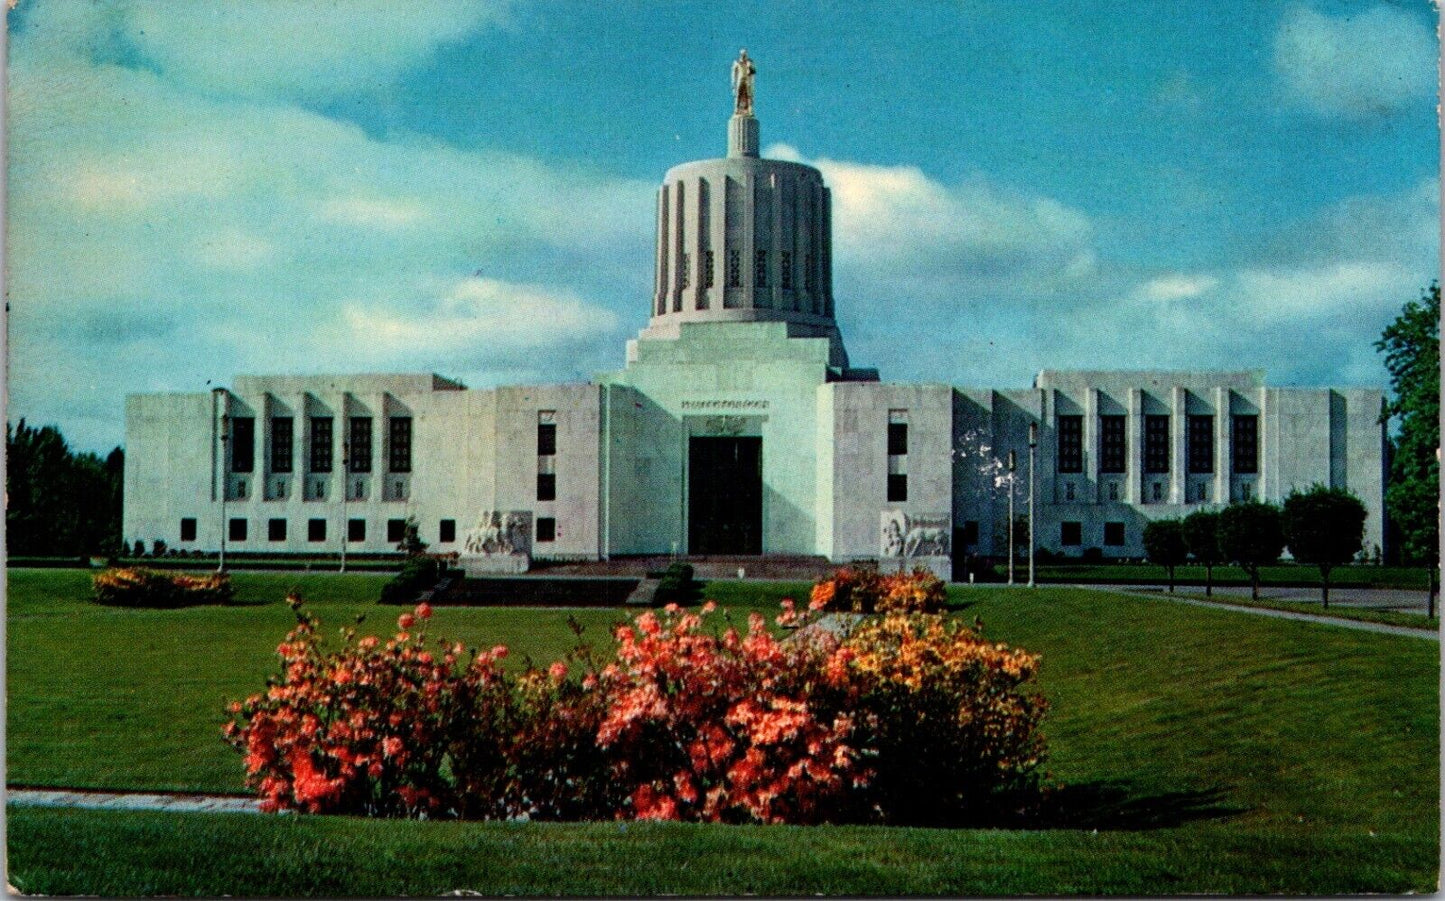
<box><xmin>348</xmin><ymin>519</ymin><xmax>366</xmax><ymax>542</ymax></box>
<box><xmin>308</xmin><ymin>519</ymin><xmax>326</xmax><ymax>542</ymax></box>
<box><xmin>270</xmin><ymin>417</ymin><xmax>293</xmax><ymax>473</ymax></box>
<box><xmin>538</xmin><ymin>422</ymin><xmax>557</xmax><ymax>456</ymax></box>
<box><xmin>439</xmin><ymin>519</ymin><xmax>456</xmax><ymax>543</ymax></box>
<box><xmin>887</xmin><ymin>474</ymin><xmax>908</xmax><ymax>502</ymax></box>
<box><xmin>755</xmin><ymin>249</ymin><xmax>768</xmax><ymax>288</ymax></box>
<box><xmin>180</xmin><ymin>518</ymin><xmax>197</xmax><ymax>542</ymax></box>
<box><xmin>780</xmin><ymin>250</ymin><xmax>793</xmax><ymax>290</ymax></box>
<box><xmin>537</xmin><ymin>472</ymin><xmax>557</xmax><ymax>501</ymax></box>
<box><xmin>230</xmin><ymin>417</ymin><xmax>255</xmax><ymax>473</ymax></box>
<box><xmin>1188</xmin><ymin>415</ymin><xmax>1214</xmax><ymax>474</ymax></box>
<box><xmin>228</xmin><ymin>518</ymin><xmax>247</xmax><ymax>542</ymax></box>
<box><xmin>1061</xmin><ymin>521</ymin><xmax>1082</xmax><ymax>546</ymax></box>
<box><xmin>1104</xmin><ymin>522</ymin><xmax>1125</xmax><ymax>546</ymax></box>
<box><xmin>887</xmin><ymin>422</ymin><xmax>908</xmax><ymax>456</ymax></box>
<box><xmin>1144</xmin><ymin>414</ymin><xmax>1170</xmax><ymax>474</ymax></box>
<box><xmin>728</xmin><ymin>249</ymin><xmax>742</xmax><ymax>288</ymax></box>
<box><xmin>268</xmin><ymin>518</ymin><xmax>286</xmax><ymax>542</ymax></box>
<box><xmin>1100</xmin><ymin>415</ymin><xmax>1126</xmax><ymax>474</ymax></box>
<box><xmin>679</xmin><ymin>251</ymin><xmax>690</xmax><ymax>290</ymax></box>
<box><xmin>1232</xmin><ymin>415</ymin><xmax>1259</xmax><ymax>474</ymax></box>
<box><xmin>536</xmin><ymin>517</ymin><xmax>557</xmax><ymax>542</ymax></box>
<box><xmin>348</xmin><ymin>417</ymin><xmax>372</xmax><ymax>473</ymax></box>
<box><xmin>388</xmin><ymin>417</ymin><xmax>412</xmax><ymax>473</ymax></box>
<box><xmin>387</xmin><ymin>518</ymin><xmax>406</xmax><ymax>543</ymax></box>
<box><xmin>309</xmin><ymin>417</ymin><xmax>333</xmax><ymax>473</ymax></box>
<box><xmin>961</xmin><ymin>521</ymin><xmax>979</xmax><ymax>545</ymax></box>
<box><xmin>702</xmin><ymin>249</ymin><xmax>715</xmax><ymax>290</ymax></box>
<box><xmin>1057</xmin><ymin>415</ymin><xmax>1083</xmax><ymax>473</ymax></box>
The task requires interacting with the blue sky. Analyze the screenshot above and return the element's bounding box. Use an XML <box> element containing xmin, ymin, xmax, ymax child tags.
<box><xmin>7</xmin><ymin>0</ymin><xmax>1439</xmax><ymax>452</ymax></box>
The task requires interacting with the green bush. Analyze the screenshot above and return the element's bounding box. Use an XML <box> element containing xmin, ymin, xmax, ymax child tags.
<box><xmin>654</xmin><ymin>562</ymin><xmax>695</xmax><ymax>606</ymax></box>
<box><xmin>379</xmin><ymin>556</ymin><xmax>443</xmax><ymax>605</ymax></box>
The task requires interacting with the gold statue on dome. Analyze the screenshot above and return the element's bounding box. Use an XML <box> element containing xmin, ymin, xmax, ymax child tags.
<box><xmin>732</xmin><ymin>49</ymin><xmax>755</xmax><ymax>116</ymax></box>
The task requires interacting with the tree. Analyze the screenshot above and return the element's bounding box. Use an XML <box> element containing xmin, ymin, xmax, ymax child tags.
<box><xmin>396</xmin><ymin>516</ymin><xmax>428</xmax><ymax>557</ymax></box>
<box><xmin>1375</xmin><ymin>283</ymin><xmax>1439</xmax><ymax>614</ymax></box>
<box><xmin>6</xmin><ymin>419</ymin><xmax>123</xmax><ymax>557</ymax></box>
<box><xmin>1283</xmin><ymin>485</ymin><xmax>1367</xmax><ymax>609</ymax></box>
<box><xmin>1182</xmin><ymin>510</ymin><xmax>1222</xmax><ymax>597</ymax></box>
<box><xmin>1143</xmin><ymin>519</ymin><xmax>1188</xmax><ymax>592</ymax></box>
<box><xmin>1218</xmin><ymin>501</ymin><xmax>1286</xmax><ymax>601</ymax></box>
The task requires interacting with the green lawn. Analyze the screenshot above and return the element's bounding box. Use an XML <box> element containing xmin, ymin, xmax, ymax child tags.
<box><xmin>6</xmin><ymin>569</ymin><xmax>1439</xmax><ymax>894</ymax></box>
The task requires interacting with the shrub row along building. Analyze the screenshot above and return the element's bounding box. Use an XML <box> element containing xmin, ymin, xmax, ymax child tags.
<box><xmin>124</xmin><ymin>58</ymin><xmax>1386</xmax><ymax>574</ymax></box>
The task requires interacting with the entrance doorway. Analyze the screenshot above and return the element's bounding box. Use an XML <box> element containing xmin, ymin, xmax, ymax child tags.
<box><xmin>688</xmin><ymin>436</ymin><xmax>762</xmax><ymax>554</ymax></box>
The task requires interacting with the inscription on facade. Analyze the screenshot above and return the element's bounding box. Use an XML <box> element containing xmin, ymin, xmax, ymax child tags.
<box><xmin>680</xmin><ymin>399</ymin><xmax>770</xmax><ymax>410</ymax></box>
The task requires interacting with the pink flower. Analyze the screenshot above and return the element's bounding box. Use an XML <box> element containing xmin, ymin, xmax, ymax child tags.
<box><xmin>415</xmin><ymin>602</ymin><xmax>433</xmax><ymax>620</ymax></box>
<box><xmin>397</xmin><ymin>613</ymin><xmax>416</xmax><ymax>630</ymax></box>
<box><xmin>548</xmin><ymin>662</ymin><xmax>569</xmax><ymax>681</ymax></box>
<box><xmin>382</xmin><ymin>736</ymin><xmax>403</xmax><ymax>758</ymax></box>
<box><xmin>491</xmin><ymin>645</ymin><xmax>509</xmax><ymax>659</ymax></box>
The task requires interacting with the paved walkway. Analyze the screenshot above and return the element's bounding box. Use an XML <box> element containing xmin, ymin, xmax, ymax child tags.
<box><xmin>1086</xmin><ymin>586</ymin><xmax>1440</xmax><ymax>641</ymax></box>
<box><xmin>1085</xmin><ymin>582</ymin><xmax>1435</xmax><ymax>613</ymax></box>
<box><xmin>7</xmin><ymin>788</ymin><xmax>263</xmax><ymax>814</ymax></box>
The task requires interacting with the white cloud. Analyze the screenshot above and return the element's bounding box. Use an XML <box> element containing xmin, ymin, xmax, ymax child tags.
<box><xmin>765</xmin><ymin>143</ymin><xmax>1096</xmax><ymax>302</ymax></box>
<box><xmin>1274</xmin><ymin>3</ymin><xmax>1436</xmax><ymax>119</ymax></box>
<box><xmin>6</xmin><ymin>3</ymin><xmax>649</xmax><ymax>451</ymax></box>
<box><xmin>1137</xmin><ymin>274</ymin><xmax>1220</xmax><ymax>302</ymax></box>
<box><xmin>118</xmin><ymin>2</ymin><xmax>511</xmax><ymax>102</ymax></box>
<box><xmin>331</xmin><ymin>277</ymin><xmax>619</xmax><ymax>369</ymax></box>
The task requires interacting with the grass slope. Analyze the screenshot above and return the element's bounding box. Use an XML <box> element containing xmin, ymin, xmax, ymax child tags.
<box><xmin>6</xmin><ymin>569</ymin><xmax>1439</xmax><ymax>894</ymax></box>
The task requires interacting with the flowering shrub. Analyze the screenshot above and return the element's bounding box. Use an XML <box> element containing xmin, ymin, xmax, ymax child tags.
<box><xmin>592</xmin><ymin>603</ymin><xmax>863</xmax><ymax>824</ymax></box>
<box><xmin>808</xmin><ymin>567</ymin><xmax>947</xmax><ymax>614</ymax></box>
<box><xmin>224</xmin><ymin>599</ymin><xmax>490</xmax><ymax>816</ymax></box>
<box><xmin>227</xmin><ymin>596</ymin><xmax>1048</xmax><ymax>826</ymax></box>
<box><xmin>93</xmin><ymin>567</ymin><xmax>233</xmax><ymax>607</ymax></box>
<box><xmin>836</xmin><ymin>613</ymin><xmax>1048</xmax><ymax>824</ymax></box>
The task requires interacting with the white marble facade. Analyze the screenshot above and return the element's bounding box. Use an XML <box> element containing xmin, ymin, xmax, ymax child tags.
<box><xmin>123</xmin><ymin>93</ymin><xmax>1387</xmax><ymax>570</ymax></box>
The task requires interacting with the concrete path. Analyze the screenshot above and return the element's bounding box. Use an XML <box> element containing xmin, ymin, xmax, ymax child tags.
<box><xmin>7</xmin><ymin>788</ymin><xmax>263</xmax><ymax>814</ymax></box>
<box><xmin>1086</xmin><ymin>586</ymin><xmax>1440</xmax><ymax>641</ymax></box>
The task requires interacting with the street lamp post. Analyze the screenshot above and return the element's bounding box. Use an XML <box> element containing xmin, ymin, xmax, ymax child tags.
<box><xmin>218</xmin><ymin>413</ymin><xmax>229</xmax><ymax>574</ymax></box>
<box><xmin>1007</xmin><ymin>449</ymin><xmax>1016</xmax><ymax>586</ymax></box>
<box><xmin>1028</xmin><ymin>422</ymin><xmax>1038</xmax><ymax>588</ymax></box>
<box><xmin>340</xmin><ymin>440</ymin><xmax>350</xmax><ymax>574</ymax></box>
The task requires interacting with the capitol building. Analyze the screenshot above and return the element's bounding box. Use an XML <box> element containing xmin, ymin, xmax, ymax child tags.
<box><xmin>124</xmin><ymin>58</ymin><xmax>1386</xmax><ymax>574</ymax></box>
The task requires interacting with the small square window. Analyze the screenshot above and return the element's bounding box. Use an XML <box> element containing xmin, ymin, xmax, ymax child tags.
<box><xmin>228</xmin><ymin>518</ymin><xmax>247</xmax><ymax>542</ymax></box>
<box><xmin>308</xmin><ymin>519</ymin><xmax>326</xmax><ymax>542</ymax></box>
<box><xmin>268</xmin><ymin>518</ymin><xmax>286</xmax><ymax>542</ymax></box>
<box><xmin>180</xmin><ymin>518</ymin><xmax>197</xmax><ymax>542</ymax></box>
<box><xmin>537</xmin><ymin>472</ymin><xmax>557</xmax><ymax>501</ymax></box>
<box><xmin>1152</xmin><ymin>482</ymin><xmax>1163</xmax><ymax>502</ymax></box>
<box><xmin>887</xmin><ymin>473</ymin><xmax>908</xmax><ymax>502</ymax></box>
<box><xmin>348</xmin><ymin>519</ymin><xmax>366</xmax><ymax>543</ymax></box>
<box><xmin>1196</xmin><ymin>483</ymin><xmax>1209</xmax><ymax>503</ymax></box>
<box><xmin>1104</xmin><ymin>522</ymin><xmax>1125</xmax><ymax>546</ymax></box>
<box><xmin>387</xmin><ymin>519</ymin><xmax>406</xmax><ymax>543</ymax></box>
<box><xmin>1061</xmin><ymin>521</ymin><xmax>1082</xmax><ymax>546</ymax></box>
<box><xmin>536</xmin><ymin>517</ymin><xmax>557</xmax><ymax>542</ymax></box>
<box><xmin>439</xmin><ymin>519</ymin><xmax>456</xmax><ymax>543</ymax></box>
